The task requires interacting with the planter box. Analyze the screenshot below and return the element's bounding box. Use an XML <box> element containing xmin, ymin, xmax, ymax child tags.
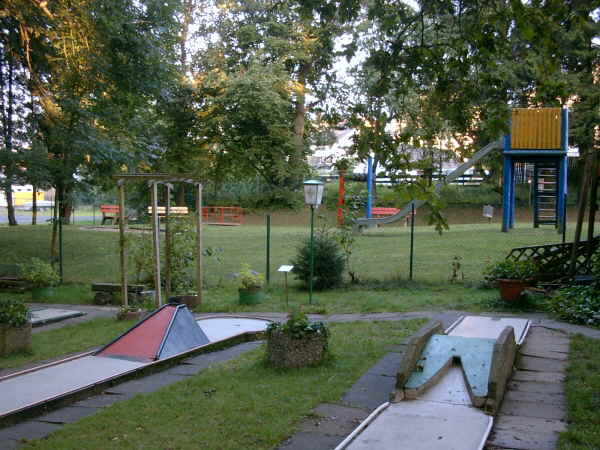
<box><xmin>31</xmin><ymin>286</ymin><xmax>54</xmax><ymax>301</ymax></box>
<box><xmin>239</xmin><ymin>288</ymin><xmax>265</xmax><ymax>305</ymax></box>
<box><xmin>0</xmin><ymin>322</ymin><xmax>32</xmax><ymax>356</ymax></box>
<box><xmin>266</xmin><ymin>331</ymin><xmax>328</xmax><ymax>368</ymax></box>
<box><xmin>498</xmin><ymin>279</ymin><xmax>532</xmax><ymax>301</ymax></box>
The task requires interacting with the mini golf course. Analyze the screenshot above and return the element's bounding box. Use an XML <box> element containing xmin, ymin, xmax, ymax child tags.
<box><xmin>0</xmin><ymin>304</ymin><xmax>270</xmax><ymax>422</ymax></box>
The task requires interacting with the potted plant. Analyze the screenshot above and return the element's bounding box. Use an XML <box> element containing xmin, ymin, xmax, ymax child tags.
<box><xmin>483</xmin><ymin>259</ymin><xmax>539</xmax><ymax>301</ymax></box>
<box><xmin>19</xmin><ymin>258</ymin><xmax>60</xmax><ymax>301</ymax></box>
<box><xmin>237</xmin><ymin>263</ymin><xmax>265</xmax><ymax>305</ymax></box>
<box><xmin>0</xmin><ymin>299</ymin><xmax>32</xmax><ymax>356</ymax></box>
<box><xmin>116</xmin><ymin>305</ymin><xmax>145</xmax><ymax>321</ymax></box>
<box><xmin>266</xmin><ymin>310</ymin><xmax>329</xmax><ymax>368</ymax></box>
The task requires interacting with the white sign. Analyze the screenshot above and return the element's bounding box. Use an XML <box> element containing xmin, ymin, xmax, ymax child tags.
<box><xmin>278</xmin><ymin>265</ymin><xmax>294</xmax><ymax>273</ymax></box>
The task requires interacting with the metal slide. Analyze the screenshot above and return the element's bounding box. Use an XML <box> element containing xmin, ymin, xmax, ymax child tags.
<box><xmin>355</xmin><ymin>140</ymin><xmax>502</xmax><ymax>228</ymax></box>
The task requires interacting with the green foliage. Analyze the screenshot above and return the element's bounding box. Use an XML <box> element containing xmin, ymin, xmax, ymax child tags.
<box><xmin>547</xmin><ymin>251</ymin><xmax>600</xmax><ymax>328</ymax></box>
<box><xmin>266</xmin><ymin>309</ymin><xmax>329</xmax><ymax>340</ymax></box>
<box><xmin>547</xmin><ymin>285</ymin><xmax>600</xmax><ymax>328</ymax></box>
<box><xmin>483</xmin><ymin>259</ymin><xmax>539</xmax><ymax>282</ymax></box>
<box><xmin>19</xmin><ymin>258</ymin><xmax>60</xmax><ymax>288</ymax></box>
<box><xmin>0</xmin><ymin>298</ymin><xmax>29</xmax><ymax>327</ymax></box>
<box><xmin>291</xmin><ymin>229</ymin><xmax>345</xmax><ymax>290</ymax></box>
<box><xmin>236</xmin><ymin>263</ymin><xmax>265</xmax><ymax>290</ymax></box>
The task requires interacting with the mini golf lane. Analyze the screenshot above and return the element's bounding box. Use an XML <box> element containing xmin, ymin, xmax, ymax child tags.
<box><xmin>0</xmin><ymin>356</ymin><xmax>145</xmax><ymax>418</ymax></box>
<box><xmin>337</xmin><ymin>316</ymin><xmax>530</xmax><ymax>450</ymax></box>
<box><xmin>0</xmin><ymin>309</ymin><xmax>271</xmax><ymax>421</ymax></box>
<box><xmin>196</xmin><ymin>316</ymin><xmax>270</xmax><ymax>342</ymax></box>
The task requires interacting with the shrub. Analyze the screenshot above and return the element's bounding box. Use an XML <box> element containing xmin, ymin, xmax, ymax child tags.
<box><xmin>19</xmin><ymin>258</ymin><xmax>60</xmax><ymax>288</ymax></box>
<box><xmin>291</xmin><ymin>229</ymin><xmax>345</xmax><ymax>290</ymax></box>
<box><xmin>266</xmin><ymin>309</ymin><xmax>329</xmax><ymax>340</ymax></box>
<box><xmin>236</xmin><ymin>263</ymin><xmax>264</xmax><ymax>290</ymax></box>
<box><xmin>547</xmin><ymin>285</ymin><xmax>600</xmax><ymax>327</ymax></box>
<box><xmin>0</xmin><ymin>299</ymin><xmax>29</xmax><ymax>327</ymax></box>
<box><xmin>483</xmin><ymin>259</ymin><xmax>539</xmax><ymax>282</ymax></box>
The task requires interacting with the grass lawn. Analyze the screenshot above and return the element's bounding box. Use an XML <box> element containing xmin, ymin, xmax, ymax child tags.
<box><xmin>0</xmin><ymin>220</ymin><xmax>581</xmax><ymax>313</ymax></box>
<box><xmin>22</xmin><ymin>319</ymin><xmax>423</xmax><ymax>449</ymax></box>
<box><xmin>0</xmin><ymin>318</ymin><xmax>137</xmax><ymax>372</ymax></box>
<box><xmin>558</xmin><ymin>334</ymin><xmax>600</xmax><ymax>449</ymax></box>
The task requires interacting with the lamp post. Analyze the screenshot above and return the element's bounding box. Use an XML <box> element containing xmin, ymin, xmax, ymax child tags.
<box><xmin>303</xmin><ymin>180</ymin><xmax>324</xmax><ymax>304</ymax></box>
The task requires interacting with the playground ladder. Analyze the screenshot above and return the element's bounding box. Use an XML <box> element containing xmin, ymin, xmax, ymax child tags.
<box><xmin>533</xmin><ymin>163</ymin><xmax>558</xmax><ymax>227</ymax></box>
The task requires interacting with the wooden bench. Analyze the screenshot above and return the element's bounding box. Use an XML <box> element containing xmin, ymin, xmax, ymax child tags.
<box><xmin>0</xmin><ymin>264</ymin><xmax>26</xmax><ymax>291</ymax></box>
<box><xmin>147</xmin><ymin>206</ymin><xmax>189</xmax><ymax>217</ymax></box>
<box><xmin>100</xmin><ymin>205</ymin><xmax>120</xmax><ymax>225</ymax></box>
<box><xmin>371</xmin><ymin>207</ymin><xmax>400</xmax><ymax>218</ymax></box>
<box><xmin>91</xmin><ymin>283</ymin><xmax>149</xmax><ymax>305</ymax></box>
<box><xmin>371</xmin><ymin>207</ymin><xmax>415</xmax><ymax>226</ymax></box>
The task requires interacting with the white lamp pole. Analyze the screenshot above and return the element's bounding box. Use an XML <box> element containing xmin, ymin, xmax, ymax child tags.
<box><xmin>303</xmin><ymin>180</ymin><xmax>324</xmax><ymax>304</ymax></box>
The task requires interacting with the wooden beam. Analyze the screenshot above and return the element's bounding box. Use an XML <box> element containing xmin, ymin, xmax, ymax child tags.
<box><xmin>150</xmin><ymin>181</ymin><xmax>162</xmax><ymax>306</ymax></box>
<box><xmin>165</xmin><ymin>184</ymin><xmax>172</xmax><ymax>300</ymax></box>
<box><xmin>196</xmin><ymin>183</ymin><xmax>203</xmax><ymax>306</ymax></box>
<box><xmin>118</xmin><ymin>182</ymin><xmax>128</xmax><ymax>308</ymax></box>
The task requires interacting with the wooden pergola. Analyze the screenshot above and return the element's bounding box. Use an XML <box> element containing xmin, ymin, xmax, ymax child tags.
<box><xmin>113</xmin><ymin>174</ymin><xmax>204</xmax><ymax>308</ymax></box>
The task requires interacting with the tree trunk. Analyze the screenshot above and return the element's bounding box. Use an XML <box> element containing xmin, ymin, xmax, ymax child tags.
<box><xmin>292</xmin><ymin>61</ymin><xmax>311</xmax><ymax>179</ymax></box>
<box><xmin>50</xmin><ymin>188</ymin><xmax>60</xmax><ymax>261</ymax></box>
<box><xmin>587</xmin><ymin>151</ymin><xmax>599</xmax><ymax>257</ymax></box>
<box><xmin>31</xmin><ymin>186</ymin><xmax>37</xmax><ymax>225</ymax></box>
<box><xmin>3</xmin><ymin>184</ymin><xmax>18</xmax><ymax>226</ymax></box>
<box><xmin>570</xmin><ymin>150</ymin><xmax>593</xmax><ymax>274</ymax></box>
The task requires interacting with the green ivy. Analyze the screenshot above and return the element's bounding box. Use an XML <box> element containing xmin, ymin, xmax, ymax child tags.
<box><xmin>266</xmin><ymin>310</ymin><xmax>329</xmax><ymax>340</ymax></box>
<box><xmin>0</xmin><ymin>299</ymin><xmax>29</xmax><ymax>328</ymax></box>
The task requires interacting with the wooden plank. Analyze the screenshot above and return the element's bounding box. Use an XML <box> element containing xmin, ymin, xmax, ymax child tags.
<box><xmin>507</xmin><ymin>380</ymin><xmax>564</xmax><ymax>395</ymax></box>
<box><xmin>498</xmin><ymin>398</ymin><xmax>566</xmax><ymax>420</ymax></box>
<box><xmin>511</xmin><ymin>370</ymin><xmax>566</xmax><ymax>383</ymax></box>
<box><xmin>517</xmin><ymin>355</ymin><xmax>567</xmax><ymax>373</ymax></box>
<box><xmin>504</xmin><ymin>390</ymin><xmax>566</xmax><ymax>406</ymax></box>
<box><xmin>196</xmin><ymin>183</ymin><xmax>203</xmax><ymax>306</ymax></box>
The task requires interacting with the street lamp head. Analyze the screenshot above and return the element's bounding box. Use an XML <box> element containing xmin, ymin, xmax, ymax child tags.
<box><xmin>303</xmin><ymin>179</ymin><xmax>324</xmax><ymax>207</ymax></box>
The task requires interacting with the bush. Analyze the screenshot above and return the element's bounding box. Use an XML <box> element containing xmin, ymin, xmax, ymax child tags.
<box><xmin>547</xmin><ymin>285</ymin><xmax>600</xmax><ymax>327</ymax></box>
<box><xmin>266</xmin><ymin>309</ymin><xmax>329</xmax><ymax>340</ymax></box>
<box><xmin>0</xmin><ymin>299</ymin><xmax>29</xmax><ymax>327</ymax></box>
<box><xmin>19</xmin><ymin>258</ymin><xmax>60</xmax><ymax>288</ymax></box>
<box><xmin>483</xmin><ymin>259</ymin><xmax>539</xmax><ymax>282</ymax></box>
<box><xmin>291</xmin><ymin>229</ymin><xmax>345</xmax><ymax>290</ymax></box>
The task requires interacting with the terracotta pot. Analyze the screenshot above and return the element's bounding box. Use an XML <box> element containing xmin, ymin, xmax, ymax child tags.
<box><xmin>498</xmin><ymin>279</ymin><xmax>531</xmax><ymax>301</ymax></box>
<box><xmin>0</xmin><ymin>323</ymin><xmax>32</xmax><ymax>356</ymax></box>
<box><xmin>169</xmin><ymin>295</ymin><xmax>201</xmax><ymax>308</ymax></box>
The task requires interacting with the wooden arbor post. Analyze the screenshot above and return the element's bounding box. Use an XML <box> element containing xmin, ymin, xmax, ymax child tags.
<box><xmin>114</xmin><ymin>174</ymin><xmax>204</xmax><ymax>311</ymax></box>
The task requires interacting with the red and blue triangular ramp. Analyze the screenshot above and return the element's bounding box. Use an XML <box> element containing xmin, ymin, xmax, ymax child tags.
<box><xmin>96</xmin><ymin>304</ymin><xmax>209</xmax><ymax>361</ymax></box>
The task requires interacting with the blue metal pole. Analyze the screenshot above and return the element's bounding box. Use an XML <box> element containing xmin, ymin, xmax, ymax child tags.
<box><xmin>366</xmin><ymin>156</ymin><xmax>373</xmax><ymax>219</ymax></box>
<box><xmin>502</xmin><ymin>134</ymin><xmax>511</xmax><ymax>232</ymax></box>
<box><xmin>510</xmin><ymin>161</ymin><xmax>516</xmax><ymax>229</ymax></box>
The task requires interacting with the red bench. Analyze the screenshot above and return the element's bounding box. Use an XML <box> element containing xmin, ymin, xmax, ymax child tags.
<box><xmin>371</xmin><ymin>207</ymin><xmax>400</xmax><ymax>218</ymax></box>
<box><xmin>371</xmin><ymin>207</ymin><xmax>415</xmax><ymax>226</ymax></box>
<box><xmin>100</xmin><ymin>205</ymin><xmax>121</xmax><ymax>225</ymax></box>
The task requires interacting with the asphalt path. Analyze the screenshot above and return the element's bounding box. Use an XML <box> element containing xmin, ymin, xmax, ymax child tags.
<box><xmin>0</xmin><ymin>212</ymin><xmax>95</xmax><ymax>224</ymax></box>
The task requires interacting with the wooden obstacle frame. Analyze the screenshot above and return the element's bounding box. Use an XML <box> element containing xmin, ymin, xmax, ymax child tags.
<box><xmin>113</xmin><ymin>174</ymin><xmax>204</xmax><ymax>309</ymax></box>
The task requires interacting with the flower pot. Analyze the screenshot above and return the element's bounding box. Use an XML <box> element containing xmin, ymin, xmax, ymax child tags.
<box><xmin>498</xmin><ymin>279</ymin><xmax>531</xmax><ymax>301</ymax></box>
<box><xmin>117</xmin><ymin>309</ymin><xmax>145</xmax><ymax>321</ymax></box>
<box><xmin>169</xmin><ymin>295</ymin><xmax>201</xmax><ymax>308</ymax></box>
<box><xmin>31</xmin><ymin>286</ymin><xmax>54</xmax><ymax>301</ymax></box>
<box><xmin>238</xmin><ymin>287</ymin><xmax>265</xmax><ymax>305</ymax></box>
<box><xmin>266</xmin><ymin>331</ymin><xmax>328</xmax><ymax>368</ymax></box>
<box><xmin>0</xmin><ymin>323</ymin><xmax>32</xmax><ymax>356</ymax></box>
